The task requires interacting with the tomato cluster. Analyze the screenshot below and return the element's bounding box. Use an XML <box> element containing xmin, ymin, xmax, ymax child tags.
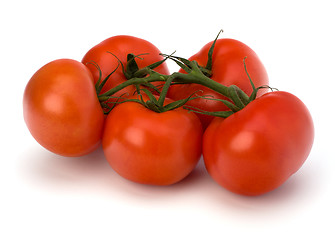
<box><xmin>23</xmin><ymin>33</ymin><xmax>314</xmax><ymax>196</ymax></box>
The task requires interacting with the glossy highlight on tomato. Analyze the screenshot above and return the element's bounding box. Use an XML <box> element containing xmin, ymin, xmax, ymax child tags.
<box><xmin>168</xmin><ymin>38</ymin><xmax>269</xmax><ymax>128</ymax></box>
<box><xmin>203</xmin><ymin>91</ymin><xmax>314</xmax><ymax>195</ymax></box>
<box><xmin>23</xmin><ymin>59</ymin><xmax>105</xmax><ymax>157</ymax></box>
<box><xmin>102</xmin><ymin>99</ymin><xmax>203</xmax><ymax>185</ymax></box>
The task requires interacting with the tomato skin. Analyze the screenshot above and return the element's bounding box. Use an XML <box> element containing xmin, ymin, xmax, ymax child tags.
<box><xmin>168</xmin><ymin>38</ymin><xmax>269</xmax><ymax>128</ymax></box>
<box><xmin>203</xmin><ymin>91</ymin><xmax>314</xmax><ymax>196</ymax></box>
<box><xmin>23</xmin><ymin>59</ymin><xmax>105</xmax><ymax>157</ymax></box>
<box><xmin>82</xmin><ymin>35</ymin><xmax>170</xmax><ymax>96</ymax></box>
<box><xmin>102</xmin><ymin>101</ymin><xmax>203</xmax><ymax>185</ymax></box>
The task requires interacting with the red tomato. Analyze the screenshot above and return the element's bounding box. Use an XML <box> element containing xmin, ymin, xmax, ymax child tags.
<box><xmin>102</xmin><ymin>100</ymin><xmax>203</xmax><ymax>185</ymax></box>
<box><xmin>23</xmin><ymin>59</ymin><xmax>105</xmax><ymax>157</ymax></box>
<box><xmin>168</xmin><ymin>38</ymin><xmax>269</xmax><ymax>128</ymax></box>
<box><xmin>203</xmin><ymin>91</ymin><xmax>314</xmax><ymax>196</ymax></box>
<box><xmin>82</xmin><ymin>35</ymin><xmax>170</xmax><ymax>97</ymax></box>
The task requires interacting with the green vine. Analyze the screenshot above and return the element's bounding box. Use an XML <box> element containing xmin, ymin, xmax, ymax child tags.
<box><xmin>95</xmin><ymin>32</ymin><xmax>267</xmax><ymax>116</ymax></box>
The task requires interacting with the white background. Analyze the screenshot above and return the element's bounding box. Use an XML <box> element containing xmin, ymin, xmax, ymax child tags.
<box><xmin>1</xmin><ymin>0</ymin><xmax>334</xmax><ymax>239</ymax></box>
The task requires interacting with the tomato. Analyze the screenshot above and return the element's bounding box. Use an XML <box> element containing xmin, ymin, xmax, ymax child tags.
<box><xmin>82</xmin><ymin>35</ymin><xmax>170</xmax><ymax>97</ymax></box>
<box><xmin>102</xmin><ymin>99</ymin><xmax>203</xmax><ymax>185</ymax></box>
<box><xmin>203</xmin><ymin>91</ymin><xmax>314</xmax><ymax>196</ymax></box>
<box><xmin>168</xmin><ymin>38</ymin><xmax>269</xmax><ymax>128</ymax></box>
<box><xmin>23</xmin><ymin>59</ymin><xmax>105</xmax><ymax>157</ymax></box>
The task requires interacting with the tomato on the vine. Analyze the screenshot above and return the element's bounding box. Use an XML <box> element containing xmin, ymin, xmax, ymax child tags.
<box><xmin>203</xmin><ymin>91</ymin><xmax>314</xmax><ymax>196</ymax></box>
<box><xmin>168</xmin><ymin>38</ymin><xmax>269</xmax><ymax>128</ymax></box>
<box><xmin>23</xmin><ymin>59</ymin><xmax>105</xmax><ymax>157</ymax></box>
<box><xmin>82</xmin><ymin>35</ymin><xmax>170</xmax><ymax>97</ymax></box>
<box><xmin>102</xmin><ymin>98</ymin><xmax>203</xmax><ymax>185</ymax></box>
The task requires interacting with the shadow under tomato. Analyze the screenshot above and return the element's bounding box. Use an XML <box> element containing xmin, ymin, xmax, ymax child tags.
<box><xmin>199</xmin><ymin>154</ymin><xmax>326</xmax><ymax>219</ymax></box>
<box><xmin>18</xmin><ymin>145</ymin><xmax>324</xmax><ymax>215</ymax></box>
<box><xmin>18</xmin><ymin>145</ymin><xmax>110</xmax><ymax>189</ymax></box>
<box><xmin>100</xmin><ymin>158</ymin><xmax>210</xmax><ymax>203</ymax></box>
<box><xmin>18</xmin><ymin>146</ymin><xmax>208</xmax><ymax>200</ymax></box>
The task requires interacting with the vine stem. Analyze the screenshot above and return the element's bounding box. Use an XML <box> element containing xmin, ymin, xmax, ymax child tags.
<box><xmin>98</xmin><ymin>65</ymin><xmax>232</xmax><ymax>104</ymax></box>
<box><xmin>97</xmin><ymin>31</ymin><xmax>259</xmax><ymax>114</ymax></box>
<box><xmin>98</xmin><ymin>72</ymin><xmax>166</xmax><ymax>102</ymax></box>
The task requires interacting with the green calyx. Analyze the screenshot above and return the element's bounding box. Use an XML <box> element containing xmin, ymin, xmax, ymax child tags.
<box><xmin>205</xmin><ymin>29</ymin><xmax>223</xmax><ymax>74</ymax></box>
<box><xmin>95</xmin><ymin>31</ymin><xmax>274</xmax><ymax>117</ymax></box>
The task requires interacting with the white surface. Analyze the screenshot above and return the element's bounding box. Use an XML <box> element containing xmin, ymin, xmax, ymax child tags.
<box><xmin>1</xmin><ymin>0</ymin><xmax>334</xmax><ymax>239</ymax></box>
